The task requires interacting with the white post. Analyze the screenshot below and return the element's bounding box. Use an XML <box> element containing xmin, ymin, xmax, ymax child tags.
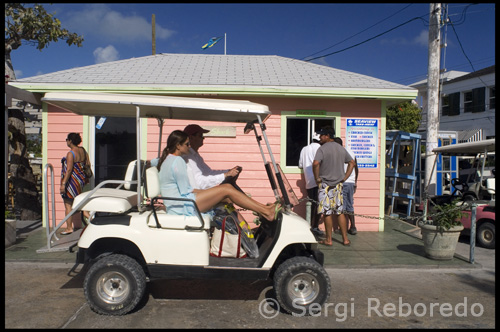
<box><xmin>425</xmin><ymin>3</ymin><xmax>441</xmax><ymax>196</ymax></box>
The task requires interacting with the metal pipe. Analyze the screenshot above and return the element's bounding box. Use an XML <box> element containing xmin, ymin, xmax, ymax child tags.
<box><xmin>43</xmin><ymin>163</ymin><xmax>57</xmax><ymax>250</ymax></box>
<box><xmin>136</xmin><ymin>105</ymin><xmax>143</xmax><ymax>212</ymax></box>
<box><xmin>469</xmin><ymin>202</ymin><xmax>476</xmax><ymax>264</ymax></box>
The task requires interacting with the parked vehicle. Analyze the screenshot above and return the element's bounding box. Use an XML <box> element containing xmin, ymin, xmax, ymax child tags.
<box><xmin>42</xmin><ymin>92</ymin><xmax>331</xmax><ymax>316</ymax></box>
<box><xmin>429</xmin><ymin>139</ymin><xmax>495</xmax><ymax>249</ymax></box>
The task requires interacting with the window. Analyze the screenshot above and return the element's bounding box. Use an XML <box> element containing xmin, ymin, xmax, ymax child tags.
<box><xmin>464</xmin><ymin>87</ymin><xmax>486</xmax><ymax>113</ymax></box>
<box><xmin>489</xmin><ymin>87</ymin><xmax>495</xmax><ymax>110</ymax></box>
<box><xmin>284</xmin><ymin>116</ymin><xmax>335</xmax><ymax>167</ymax></box>
<box><xmin>441</xmin><ymin>92</ymin><xmax>460</xmax><ymax>116</ymax></box>
<box><xmin>464</xmin><ymin>91</ymin><xmax>473</xmax><ymax>113</ymax></box>
<box><xmin>441</xmin><ymin>94</ymin><xmax>450</xmax><ymax>116</ymax></box>
<box><xmin>472</xmin><ymin>87</ymin><xmax>486</xmax><ymax>113</ymax></box>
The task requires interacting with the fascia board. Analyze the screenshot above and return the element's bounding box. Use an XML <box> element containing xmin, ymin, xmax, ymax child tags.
<box><xmin>10</xmin><ymin>83</ymin><xmax>418</xmax><ymax>101</ymax></box>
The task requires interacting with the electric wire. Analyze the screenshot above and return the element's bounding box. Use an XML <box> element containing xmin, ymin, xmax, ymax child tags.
<box><xmin>301</xmin><ymin>3</ymin><xmax>414</xmax><ymax>60</ymax></box>
<box><xmin>304</xmin><ymin>14</ymin><xmax>429</xmax><ymax>62</ymax></box>
<box><xmin>448</xmin><ymin>17</ymin><xmax>490</xmax><ymax>88</ymax></box>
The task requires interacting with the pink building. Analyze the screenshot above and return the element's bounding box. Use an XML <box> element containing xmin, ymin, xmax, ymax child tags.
<box><xmin>11</xmin><ymin>54</ymin><xmax>417</xmax><ymax>232</ymax></box>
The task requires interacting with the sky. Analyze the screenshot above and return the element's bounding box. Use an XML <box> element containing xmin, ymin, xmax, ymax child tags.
<box><xmin>9</xmin><ymin>3</ymin><xmax>495</xmax><ymax>86</ymax></box>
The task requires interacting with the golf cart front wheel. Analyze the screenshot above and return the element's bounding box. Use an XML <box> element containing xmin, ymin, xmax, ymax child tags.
<box><xmin>477</xmin><ymin>222</ymin><xmax>495</xmax><ymax>249</ymax></box>
<box><xmin>84</xmin><ymin>254</ymin><xmax>147</xmax><ymax>315</ymax></box>
<box><xmin>273</xmin><ymin>256</ymin><xmax>331</xmax><ymax>316</ymax></box>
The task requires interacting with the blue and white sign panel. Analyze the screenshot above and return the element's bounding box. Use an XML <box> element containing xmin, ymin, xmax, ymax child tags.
<box><xmin>346</xmin><ymin>119</ymin><xmax>378</xmax><ymax>168</ymax></box>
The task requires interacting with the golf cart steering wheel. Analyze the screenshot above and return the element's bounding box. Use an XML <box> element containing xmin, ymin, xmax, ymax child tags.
<box><xmin>451</xmin><ymin>178</ymin><xmax>468</xmax><ymax>196</ymax></box>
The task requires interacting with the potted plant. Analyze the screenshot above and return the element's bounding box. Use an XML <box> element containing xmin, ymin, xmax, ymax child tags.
<box><xmin>5</xmin><ymin>209</ymin><xmax>17</xmax><ymax>248</ymax></box>
<box><xmin>418</xmin><ymin>199</ymin><xmax>465</xmax><ymax>260</ymax></box>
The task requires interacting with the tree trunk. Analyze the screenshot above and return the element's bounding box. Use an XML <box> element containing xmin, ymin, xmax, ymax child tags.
<box><xmin>8</xmin><ymin>108</ymin><xmax>42</xmax><ymax>220</ymax></box>
<box><xmin>5</xmin><ymin>48</ymin><xmax>16</xmax><ymax>81</ymax></box>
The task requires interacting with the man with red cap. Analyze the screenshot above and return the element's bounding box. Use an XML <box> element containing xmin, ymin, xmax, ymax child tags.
<box><xmin>183</xmin><ymin>124</ymin><xmax>242</xmax><ymax>191</ymax></box>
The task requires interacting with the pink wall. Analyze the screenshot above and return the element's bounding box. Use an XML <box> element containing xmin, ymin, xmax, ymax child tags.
<box><xmin>44</xmin><ymin>96</ymin><xmax>383</xmax><ymax>231</ymax></box>
<box><xmin>46</xmin><ymin>107</ymin><xmax>85</xmax><ymax>228</ymax></box>
<box><xmin>146</xmin><ymin>96</ymin><xmax>383</xmax><ymax>231</ymax></box>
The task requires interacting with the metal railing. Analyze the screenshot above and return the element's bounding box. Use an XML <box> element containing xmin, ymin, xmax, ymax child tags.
<box><xmin>42</xmin><ymin>163</ymin><xmax>138</xmax><ymax>251</ymax></box>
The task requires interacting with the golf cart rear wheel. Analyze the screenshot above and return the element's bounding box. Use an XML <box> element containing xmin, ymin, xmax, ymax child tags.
<box><xmin>273</xmin><ymin>256</ymin><xmax>331</xmax><ymax>315</ymax></box>
<box><xmin>84</xmin><ymin>254</ymin><xmax>146</xmax><ymax>315</ymax></box>
<box><xmin>477</xmin><ymin>222</ymin><xmax>495</xmax><ymax>249</ymax></box>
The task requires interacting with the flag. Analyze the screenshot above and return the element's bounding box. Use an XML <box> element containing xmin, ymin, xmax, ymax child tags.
<box><xmin>202</xmin><ymin>36</ymin><xmax>222</xmax><ymax>50</ymax></box>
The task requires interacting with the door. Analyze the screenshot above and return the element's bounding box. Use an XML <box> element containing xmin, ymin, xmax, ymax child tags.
<box><xmin>94</xmin><ymin>116</ymin><xmax>136</xmax><ymax>184</ymax></box>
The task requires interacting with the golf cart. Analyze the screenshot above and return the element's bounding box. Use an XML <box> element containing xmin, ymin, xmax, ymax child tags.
<box><xmin>41</xmin><ymin>92</ymin><xmax>330</xmax><ymax>316</ymax></box>
<box><xmin>429</xmin><ymin>139</ymin><xmax>495</xmax><ymax>249</ymax></box>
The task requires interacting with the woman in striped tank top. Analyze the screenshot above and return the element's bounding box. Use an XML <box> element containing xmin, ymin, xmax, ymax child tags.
<box><xmin>60</xmin><ymin>133</ymin><xmax>87</xmax><ymax>235</ymax></box>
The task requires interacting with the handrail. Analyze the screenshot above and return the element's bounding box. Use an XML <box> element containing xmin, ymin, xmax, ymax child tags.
<box><xmin>150</xmin><ymin>196</ymin><xmax>205</xmax><ymax>231</ymax></box>
<box><xmin>43</xmin><ymin>163</ymin><xmax>58</xmax><ymax>249</ymax></box>
<box><xmin>42</xmin><ymin>165</ymin><xmax>138</xmax><ymax>250</ymax></box>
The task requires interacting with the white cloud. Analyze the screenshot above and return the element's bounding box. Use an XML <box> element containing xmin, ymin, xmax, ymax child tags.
<box><xmin>65</xmin><ymin>4</ymin><xmax>175</xmax><ymax>43</ymax></box>
<box><xmin>93</xmin><ymin>45</ymin><xmax>120</xmax><ymax>64</ymax></box>
<box><xmin>380</xmin><ymin>30</ymin><xmax>428</xmax><ymax>47</ymax></box>
<box><xmin>412</xmin><ymin>30</ymin><xmax>428</xmax><ymax>47</ymax></box>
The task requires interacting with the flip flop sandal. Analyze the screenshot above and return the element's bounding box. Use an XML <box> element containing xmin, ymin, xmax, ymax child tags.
<box><xmin>274</xmin><ymin>204</ymin><xmax>283</xmax><ymax>220</ymax></box>
<box><xmin>61</xmin><ymin>230</ymin><xmax>73</xmax><ymax>235</ymax></box>
<box><xmin>319</xmin><ymin>240</ymin><xmax>333</xmax><ymax>246</ymax></box>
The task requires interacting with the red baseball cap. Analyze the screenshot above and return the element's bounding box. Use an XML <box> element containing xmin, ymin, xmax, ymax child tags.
<box><xmin>183</xmin><ymin>124</ymin><xmax>210</xmax><ymax>136</ymax></box>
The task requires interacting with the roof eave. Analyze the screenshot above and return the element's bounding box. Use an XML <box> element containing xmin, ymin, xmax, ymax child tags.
<box><xmin>10</xmin><ymin>82</ymin><xmax>418</xmax><ymax>102</ymax></box>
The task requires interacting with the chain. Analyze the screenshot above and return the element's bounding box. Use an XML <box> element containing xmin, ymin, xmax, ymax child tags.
<box><xmin>297</xmin><ymin>195</ymin><xmax>472</xmax><ymax>225</ymax></box>
<box><xmin>233</xmin><ymin>194</ymin><xmax>471</xmax><ymax>226</ymax></box>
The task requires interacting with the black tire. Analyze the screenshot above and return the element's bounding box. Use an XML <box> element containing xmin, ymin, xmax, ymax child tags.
<box><xmin>273</xmin><ymin>256</ymin><xmax>331</xmax><ymax>316</ymax></box>
<box><xmin>477</xmin><ymin>222</ymin><xmax>495</xmax><ymax>249</ymax></box>
<box><xmin>84</xmin><ymin>254</ymin><xmax>147</xmax><ymax>315</ymax></box>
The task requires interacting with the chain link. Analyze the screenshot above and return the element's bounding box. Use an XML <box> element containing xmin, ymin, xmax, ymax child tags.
<box><xmin>234</xmin><ymin>193</ymin><xmax>472</xmax><ymax>226</ymax></box>
<box><xmin>296</xmin><ymin>195</ymin><xmax>472</xmax><ymax>226</ymax></box>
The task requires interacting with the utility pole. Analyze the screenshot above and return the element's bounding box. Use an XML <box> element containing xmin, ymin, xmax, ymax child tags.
<box><xmin>152</xmin><ymin>14</ymin><xmax>156</xmax><ymax>55</ymax></box>
<box><xmin>425</xmin><ymin>3</ymin><xmax>441</xmax><ymax>196</ymax></box>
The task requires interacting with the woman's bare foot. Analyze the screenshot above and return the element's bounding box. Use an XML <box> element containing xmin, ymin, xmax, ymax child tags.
<box><xmin>261</xmin><ymin>203</ymin><xmax>281</xmax><ymax>221</ymax></box>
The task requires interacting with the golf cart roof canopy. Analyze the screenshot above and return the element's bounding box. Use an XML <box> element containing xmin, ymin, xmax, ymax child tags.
<box><xmin>42</xmin><ymin>91</ymin><xmax>270</xmax><ymax>123</ymax></box>
<box><xmin>432</xmin><ymin>139</ymin><xmax>495</xmax><ymax>156</ymax></box>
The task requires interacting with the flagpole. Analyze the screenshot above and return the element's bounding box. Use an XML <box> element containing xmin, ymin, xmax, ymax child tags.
<box><xmin>224</xmin><ymin>33</ymin><xmax>227</xmax><ymax>55</ymax></box>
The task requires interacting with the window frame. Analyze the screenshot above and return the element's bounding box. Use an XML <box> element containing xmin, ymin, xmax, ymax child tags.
<box><xmin>463</xmin><ymin>90</ymin><xmax>473</xmax><ymax>113</ymax></box>
<box><xmin>489</xmin><ymin>86</ymin><xmax>495</xmax><ymax>110</ymax></box>
<box><xmin>280</xmin><ymin>110</ymin><xmax>341</xmax><ymax>174</ymax></box>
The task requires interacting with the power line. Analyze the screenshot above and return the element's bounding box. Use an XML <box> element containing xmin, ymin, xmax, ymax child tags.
<box><xmin>304</xmin><ymin>14</ymin><xmax>429</xmax><ymax>62</ymax></box>
<box><xmin>448</xmin><ymin>17</ymin><xmax>490</xmax><ymax>88</ymax></box>
<box><xmin>301</xmin><ymin>3</ymin><xmax>414</xmax><ymax>60</ymax></box>
<box><xmin>392</xmin><ymin>57</ymin><xmax>495</xmax><ymax>85</ymax></box>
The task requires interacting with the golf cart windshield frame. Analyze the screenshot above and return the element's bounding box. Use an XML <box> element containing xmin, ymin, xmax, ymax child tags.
<box><xmin>431</xmin><ymin>139</ymin><xmax>496</xmax><ymax>199</ymax></box>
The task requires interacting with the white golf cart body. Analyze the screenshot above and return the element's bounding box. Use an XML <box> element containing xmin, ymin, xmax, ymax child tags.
<box><xmin>430</xmin><ymin>139</ymin><xmax>495</xmax><ymax>249</ymax></box>
<box><xmin>42</xmin><ymin>92</ymin><xmax>328</xmax><ymax>315</ymax></box>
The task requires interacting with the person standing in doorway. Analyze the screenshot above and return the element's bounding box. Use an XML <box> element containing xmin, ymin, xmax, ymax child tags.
<box><xmin>334</xmin><ymin>137</ymin><xmax>358</xmax><ymax>235</ymax></box>
<box><xmin>313</xmin><ymin>127</ymin><xmax>355</xmax><ymax>246</ymax></box>
<box><xmin>299</xmin><ymin>131</ymin><xmax>323</xmax><ymax>237</ymax></box>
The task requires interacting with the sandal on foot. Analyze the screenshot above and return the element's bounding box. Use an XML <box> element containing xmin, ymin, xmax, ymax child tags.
<box><xmin>343</xmin><ymin>241</ymin><xmax>351</xmax><ymax>247</ymax></box>
<box><xmin>319</xmin><ymin>240</ymin><xmax>333</xmax><ymax>246</ymax></box>
<box><xmin>273</xmin><ymin>204</ymin><xmax>283</xmax><ymax>220</ymax></box>
<box><xmin>61</xmin><ymin>230</ymin><xmax>73</xmax><ymax>235</ymax></box>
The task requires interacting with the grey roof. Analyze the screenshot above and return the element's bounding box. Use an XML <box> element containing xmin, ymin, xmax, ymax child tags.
<box><xmin>445</xmin><ymin>65</ymin><xmax>495</xmax><ymax>85</ymax></box>
<box><xmin>15</xmin><ymin>53</ymin><xmax>414</xmax><ymax>91</ymax></box>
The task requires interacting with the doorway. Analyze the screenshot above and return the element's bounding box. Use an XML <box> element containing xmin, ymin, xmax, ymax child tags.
<box><xmin>94</xmin><ymin>117</ymin><xmax>136</xmax><ymax>184</ymax></box>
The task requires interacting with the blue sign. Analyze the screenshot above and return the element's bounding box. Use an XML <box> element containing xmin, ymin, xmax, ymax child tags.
<box><xmin>346</xmin><ymin>119</ymin><xmax>378</xmax><ymax>168</ymax></box>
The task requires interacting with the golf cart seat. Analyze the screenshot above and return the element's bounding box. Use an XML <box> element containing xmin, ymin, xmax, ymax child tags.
<box><xmin>144</xmin><ymin>166</ymin><xmax>211</xmax><ymax>230</ymax></box>
<box><xmin>486</xmin><ymin>177</ymin><xmax>495</xmax><ymax>206</ymax></box>
<box><xmin>72</xmin><ymin>161</ymin><xmax>141</xmax><ymax>213</ymax></box>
